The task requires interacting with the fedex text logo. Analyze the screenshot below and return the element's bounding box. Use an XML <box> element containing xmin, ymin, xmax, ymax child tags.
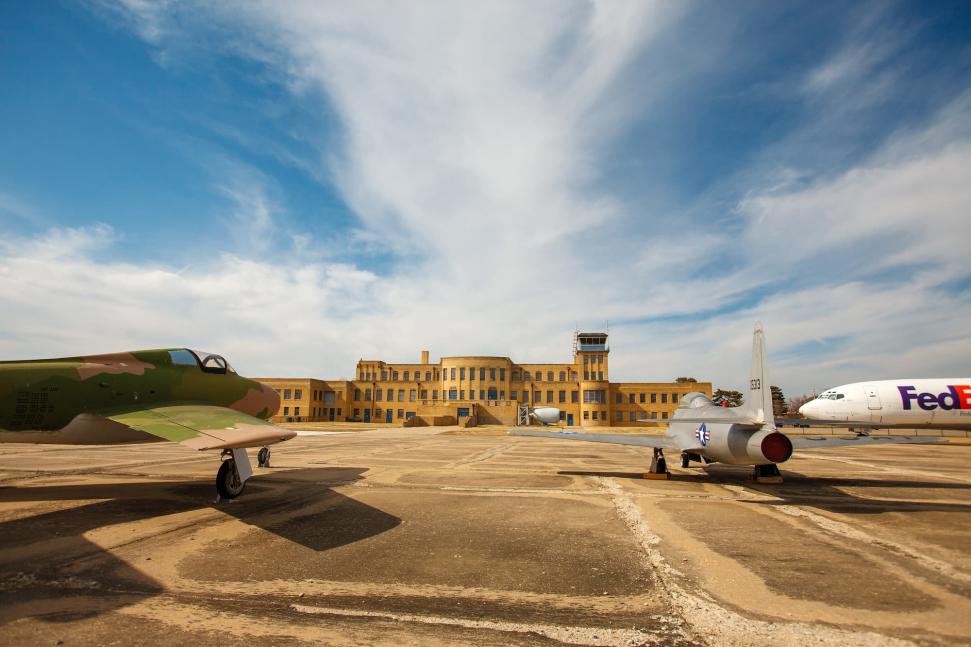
<box><xmin>898</xmin><ymin>385</ymin><xmax>971</xmax><ymax>411</ymax></box>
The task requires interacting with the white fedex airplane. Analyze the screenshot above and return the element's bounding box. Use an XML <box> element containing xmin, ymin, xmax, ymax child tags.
<box><xmin>512</xmin><ymin>323</ymin><xmax>946</xmax><ymax>482</ymax></box>
<box><xmin>797</xmin><ymin>380</ymin><xmax>971</xmax><ymax>430</ymax></box>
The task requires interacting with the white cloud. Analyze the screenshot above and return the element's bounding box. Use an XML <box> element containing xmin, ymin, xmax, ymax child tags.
<box><xmin>2</xmin><ymin>3</ymin><xmax>969</xmax><ymax>399</ymax></box>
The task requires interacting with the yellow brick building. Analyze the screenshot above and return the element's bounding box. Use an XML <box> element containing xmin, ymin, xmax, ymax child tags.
<box><xmin>259</xmin><ymin>333</ymin><xmax>711</xmax><ymax>427</ymax></box>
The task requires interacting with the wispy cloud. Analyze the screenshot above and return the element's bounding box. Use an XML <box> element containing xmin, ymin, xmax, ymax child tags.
<box><xmin>2</xmin><ymin>2</ymin><xmax>968</xmax><ymax>398</ymax></box>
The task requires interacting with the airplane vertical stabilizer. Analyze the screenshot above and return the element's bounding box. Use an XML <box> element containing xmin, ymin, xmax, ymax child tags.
<box><xmin>737</xmin><ymin>322</ymin><xmax>774</xmax><ymax>425</ymax></box>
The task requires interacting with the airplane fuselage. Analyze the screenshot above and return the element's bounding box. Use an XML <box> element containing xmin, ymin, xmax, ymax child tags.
<box><xmin>0</xmin><ymin>349</ymin><xmax>280</xmax><ymax>443</ymax></box>
<box><xmin>799</xmin><ymin>379</ymin><xmax>971</xmax><ymax>429</ymax></box>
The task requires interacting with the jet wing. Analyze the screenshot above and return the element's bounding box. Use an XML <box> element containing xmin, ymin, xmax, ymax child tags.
<box><xmin>105</xmin><ymin>404</ymin><xmax>296</xmax><ymax>450</ymax></box>
<box><xmin>790</xmin><ymin>435</ymin><xmax>947</xmax><ymax>449</ymax></box>
<box><xmin>510</xmin><ymin>429</ymin><xmax>681</xmax><ymax>449</ymax></box>
<box><xmin>777</xmin><ymin>418</ymin><xmax>971</xmax><ymax>432</ymax></box>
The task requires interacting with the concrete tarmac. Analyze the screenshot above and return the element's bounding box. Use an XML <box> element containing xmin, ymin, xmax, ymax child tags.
<box><xmin>1</xmin><ymin>427</ymin><xmax>970</xmax><ymax>646</ymax></box>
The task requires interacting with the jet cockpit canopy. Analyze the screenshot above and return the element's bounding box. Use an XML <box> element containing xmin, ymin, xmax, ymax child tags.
<box><xmin>168</xmin><ymin>349</ymin><xmax>236</xmax><ymax>374</ymax></box>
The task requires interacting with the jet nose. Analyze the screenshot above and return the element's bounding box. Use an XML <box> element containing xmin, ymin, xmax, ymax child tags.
<box><xmin>798</xmin><ymin>401</ymin><xmax>815</xmax><ymax>417</ymax></box>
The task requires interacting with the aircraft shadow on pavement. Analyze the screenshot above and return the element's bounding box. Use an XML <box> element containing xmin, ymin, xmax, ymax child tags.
<box><xmin>556</xmin><ymin>467</ymin><xmax>971</xmax><ymax>515</ymax></box>
<box><xmin>703</xmin><ymin>465</ymin><xmax>971</xmax><ymax>515</ymax></box>
<box><xmin>0</xmin><ymin>467</ymin><xmax>401</xmax><ymax>624</ymax></box>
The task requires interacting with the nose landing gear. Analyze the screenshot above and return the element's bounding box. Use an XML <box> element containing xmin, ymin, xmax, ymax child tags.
<box><xmin>215</xmin><ymin>448</ymin><xmax>254</xmax><ymax>501</ymax></box>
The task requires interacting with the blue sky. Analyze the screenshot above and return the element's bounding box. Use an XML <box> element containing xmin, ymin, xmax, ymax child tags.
<box><xmin>1</xmin><ymin>1</ymin><xmax>969</xmax><ymax>396</ymax></box>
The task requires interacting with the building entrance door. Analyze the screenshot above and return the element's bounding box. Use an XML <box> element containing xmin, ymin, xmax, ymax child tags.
<box><xmin>386</xmin><ymin>409</ymin><xmax>393</xmax><ymax>423</ymax></box>
<box><xmin>567</xmin><ymin>413</ymin><xmax>574</xmax><ymax>426</ymax></box>
<box><xmin>364</xmin><ymin>409</ymin><xmax>371</xmax><ymax>422</ymax></box>
<box><xmin>328</xmin><ymin>408</ymin><xmax>335</xmax><ymax>421</ymax></box>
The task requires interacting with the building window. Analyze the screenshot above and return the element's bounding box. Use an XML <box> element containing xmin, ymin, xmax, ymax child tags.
<box><xmin>559</xmin><ymin>411</ymin><xmax>565</xmax><ymax>421</ymax></box>
<box><xmin>460</xmin><ymin>368</ymin><xmax>465</xmax><ymax>380</ymax></box>
<box><xmin>392</xmin><ymin>371</ymin><xmax>399</xmax><ymax>380</ymax></box>
<box><xmin>469</xmin><ymin>390</ymin><xmax>475</xmax><ymax>400</ymax></box>
<box><xmin>597</xmin><ymin>354</ymin><xmax>603</xmax><ymax>364</ymax></box>
<box><xmin>651</xmin><ymin>393</ymin><xmax>657</xmax><ymax>403</ymax></box>
<box><xmin>522</xmin><ymin>391</ymin><xmax>529</xmax><ymax>402</ymax></box>
<box><xmin>283</xmin><ymin>406</ymin><xmax>289</xmax><ymax>415</ymax></box>
<box><xmin>479</xmin><ymin>389</ymin><xmax>485</xmax><ymax>400</ymax></box>
<box><xmin>450</xmin><ymin>368</ymin><xmax>456</xmax><ymax>380</ymax></box>
<box><xmin>460</xmin><ymin>390</ymin><xmax>465</xmax><ymax>400</ymax></box>
<box><xmin>283</xmin><ymin>389</ymin><xmax>292</xmax><ymax>400</ymax></box>
<box><xmin>559</xmin><ymin>390</ymin><xmax>566</xmax><ymax>403</ymax></box>
<box><xmin>512</xmin><ymin>371</ymin><xmax>520</xmax><ymax>381</ymax></box>
<box><xmin>598</xmin><ymin>371</ymin><xmax>603</xmax><ymax>380</ymax></box>
<box><xmin>376</xmin><ymin>389</ymin><xmax>383</xmax><ymax>401</ymax></box>
<box><xmin>381</xmin><ymin>370</ymin><xmax>388</xmax><ymax>380</ymax></box>
<box><xmin>546</xmin><ymin>391</ymin><xmax>553</xmax><ymax>403</ymax></box>
<box><xmin>672</xmin><ymin>393</ymin><xmax>679</xmax><ymax>403</ymax></box>
<box><xmin>499</xmin><ymin>368</ymin><xmax>505</xmax><ymax>381</ymax></box>
<box><xmin>354</xmin><ymin>389</ymin><xmax>361</xmax><ymax>401</ymax></box>
<box><xmin>592</xmin><ymin>411</ymin><xmax>598</xmax><ymax>420</ymax></box>
<box><xmin>583</xmin><ymin>356</ymin><xmax>588</xmax><ymax>365</ymax></box>
<box><xmin>559</xmin><ymin>371</ymin><xmax>565</xmax><ymax>381</ymax></box>
<box><xmin>572</xmin><ymin>372</ymin><xmax>578</xmax><ymax>381</ymax></box>
<box><xmin>547</xmin><ymin>371</ymin><xmax>553</xmax><ymax>381</ymax></box>
<box><xmin>615</xmin><ymin>393</ymin><xmax>622</xmax><ymax>403</ymax></box>
<box><xmin>420</xmin><ymin>389</ymin><xmax>428</xmax><ymax>400</ymax></box>
<box><xmin>511</xmin><ymin>390</ymin><xmax>518</xmax><ymax>400</ymax></box>
<box><xmin>403</xmin><ymin>371</ymin><xmax>409</xmax><ymax>381</ymax></box>
<box><xmin>490</xmin><ymin>368</ymin><xmax>496</xmax><ymax>380</ymax></box>
<box><xmin>375</xmin><ymin>408</ymin><xmax>382</xmax><ymax>417</ymax></box>
<box><xmin>359</xmin><ymin>371</ymin><xmax>364</xmax><ymax>380</ymax></box>
<box><xmin>398</xmin><ymin>389</ymin><xmax>405</xmax><ymax>401</ymax></box>
<box><xmin>616</xmin><ymin>411</ymin><xmax>622</xmax><ymax>422</ymax></box>
<box><xmin>479</xmin><ymin>367</ymin><xmax>485</xmax><ymax>380</ymax></box>
<box><xmin>425</xmin><ymin>371</ymin><xmax>431</xmax><ymax>381</ymax></box>
<box><xmin>433</xmin><ymin>390</ymin><xmax>438</xmax><ymax>401</ymax></box>
<box><xmin>661</xmin><ymin>394</ymin><xmax>668</xmax><ymax>404</ymax></box>
<box><xmin>365</xmin><ymin>389</ymin><xmax>371</xmax><ymax>401</ymax></box>
<box><xmin>571</xmin><ymin>391</ymin><xmax>578</xmax><ymax>403</ymax></box>
<box><xmin>583</xmin><ymin>390</ymin><xmax>605</xmax><ymax>404</ymax></box>
<box><xmin>524</xmin><ymin>371</ymin><xmax>530</xmax><ymax>380</ymax></box>
<box><xmin>662</xmin><ymin>412</ymin><xmax>669</xmax><ymax>419</ymax></box>
<box><xmin>398</xmin><ymin>409</ymin><xmax>404</xmax><ymax>418</ymax></box>
<box><xmin>630</xmin><ymin>412</ymin><xmax>637</xmax><ymax>422</ymax></box>
<box><xmin>583</xmin><ymin>410</ymin><xmax>589</xmax><ymax>419</ymax></box>
<box><xmin>584</xmin><ymin>371</ymin><xmax>589</xmax><ymax>380</ymax></box>
<box><xmin>409</xmin><ymin>389</ymin><xmax>416</xmax><ymax>401</ymax></box>
<box><xmin>488</xmin><ymin>387</ymin><xmax>497</xmax><ymax>400</ymax></box>
<box><xmin>533</xmin><ymin>390</ymin><xmax>541</xmax><ymax>402</ymax></box>
<box><xmin>337</xmin><ymin>407</ymin><xmax>342</xmax><ymax>415</ymax></box>
<box><xmin>500</xmin><ymin>390</ymin><xmax>505</xmax><ymax>400</ymax></box>
<box><xmin>353</xmin><ymin>408</ymin><xmax>360</xmax><ymax>418</ymax></box>
<box><xmin>449</xmin><ymin>388</ymin><xmax>458</xmax><ymax>400</ymax></box>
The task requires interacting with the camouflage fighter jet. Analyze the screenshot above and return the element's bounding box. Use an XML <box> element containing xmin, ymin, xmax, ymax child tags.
<box><xmin>0</xmin><ymin>348</ymin><xmax>292</xmax><ymax>499</ymax></box>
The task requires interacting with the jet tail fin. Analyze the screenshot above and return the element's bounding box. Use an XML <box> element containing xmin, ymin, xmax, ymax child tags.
<box><xmin>736</xmin><ymin>322</ymin><xmax>774</xmax><ymax>425</ymax></box>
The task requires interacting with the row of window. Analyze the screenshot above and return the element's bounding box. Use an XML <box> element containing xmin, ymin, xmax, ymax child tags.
<box><xmin>359</xmin><ymin>369</ymin><xmax>438</xmax><ymax>382</ymax></box>
<box><xmin>582</xmin><ymin>371</ymin><xmax>606</xmax><ymax>381</ymax></box>
<box><xmin>357</xmin><ymin>367</ymin><xmax>605</xmax><ymax>383</ymax></box>
<box><xmin>352</xmin><ymin>408</ymin><xmax>415</xmax><ymax>420</ymax></box>
<box><xmin>277</xmin><ymin>388</ymin><xmax>344</xmax><ymax>402</ymax></box>
<box><xmin>581</xmin><ymin>354</ymin><xmax>605</xmax><ymax>365</ymax></box>
<box><xmin>581</xmin><ymin>410</ymin><xmax>670</xmax><ymax>421</ymax></box>
<box><xmin>281</xmin><ymin>406</ymin><xmax>343</xmax><ymax>417</ymax></box>
<box><xmin>615</xmin><ymin>392</ymin><xmax>679</xmax><ymax>404</ymax></box>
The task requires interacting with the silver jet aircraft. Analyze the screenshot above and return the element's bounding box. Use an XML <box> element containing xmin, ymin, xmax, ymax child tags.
<box><xmin>512</xmin><ymin>324</ymin><xmax>945</xmax><ymax>482</ymax></box>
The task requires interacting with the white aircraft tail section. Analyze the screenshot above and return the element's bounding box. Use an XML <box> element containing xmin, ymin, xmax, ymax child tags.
<box><xmin>736</xmin><ymin>322</ymin><xmax>774</xmax><ymax>425</ymax></box>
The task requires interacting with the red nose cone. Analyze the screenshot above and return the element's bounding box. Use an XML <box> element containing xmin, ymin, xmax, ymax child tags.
<box><xmin>761</xmin><ymin>432</ymin><xmax>793</xmax><ymax>463</ymax></box>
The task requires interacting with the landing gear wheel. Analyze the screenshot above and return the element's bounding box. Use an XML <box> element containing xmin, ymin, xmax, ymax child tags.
<box><xmin>257</xmin><ymin>446</ymin><xmax>271</xmax><ymax>468</ymax></box>
<box><xmin>216</xmin><ymin>459</ymin><xmax>246</xmax><ymax>499</ymax></box>
<box><xmin>681</xmin><ymin>453</ymin><xmax>690</xmax><ymax>469</ymax></box>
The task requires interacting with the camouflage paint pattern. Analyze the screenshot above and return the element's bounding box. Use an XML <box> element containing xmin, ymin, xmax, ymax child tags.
<box><xmin>0</xmin><ymin>349</ymin><xmax>282</xmax><ymax>446</ymax></box>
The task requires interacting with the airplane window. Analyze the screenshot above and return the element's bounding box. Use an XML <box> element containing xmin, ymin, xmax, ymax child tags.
<box><xmin>836</xmin><ymin>393</ymin><xmax>844</xmax><ymax>399</ymax></box>
<box><xmin>169</xmin><ymin>349</ymin><xmax>198</xmax><ymax>366</ymax></box>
